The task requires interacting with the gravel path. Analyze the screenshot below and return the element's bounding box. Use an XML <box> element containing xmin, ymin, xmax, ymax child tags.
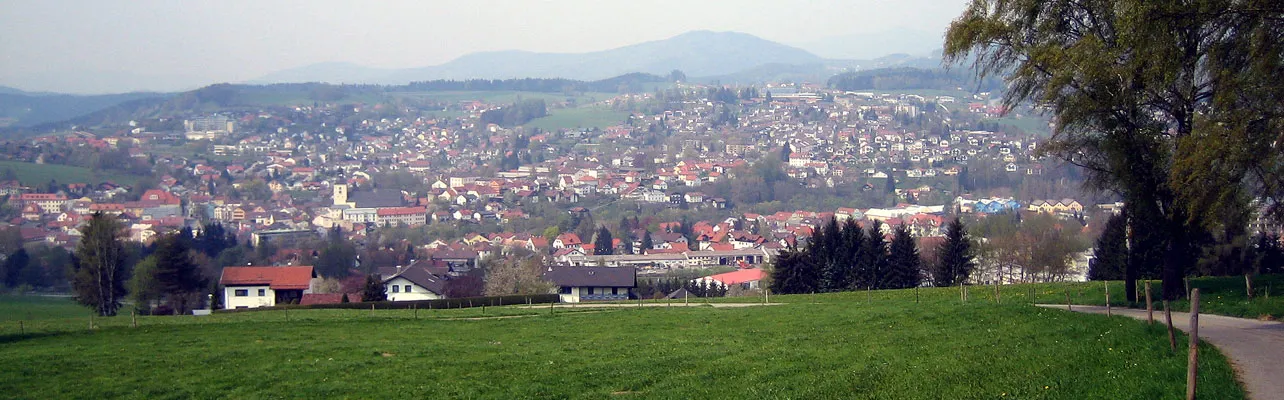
<box><xmin>1037</xmin><ymin>304</ymin><xmax>1284</xmax><ymax>400</ymax></box>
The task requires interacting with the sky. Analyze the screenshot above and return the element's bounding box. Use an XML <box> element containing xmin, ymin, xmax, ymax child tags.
<box><xmin>0</xmin><ymin>0</ymin><xmax>970</xmax><ymax>94</ymax></box>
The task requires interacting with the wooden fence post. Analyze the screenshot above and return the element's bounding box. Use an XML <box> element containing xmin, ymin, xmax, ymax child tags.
<box><xmin>132</xmin><ymin>311</ymin><xmax>138</xmax><ymax>328</ymax></box>
<box><xmin>1065</xmin><ymin>289</ymin><xmax>1071</xmax><ymax>311</ymax></box>
<box><xmin>19</xmin><ymin>321</ymin><xmax>23</xmax><ymax>336</ymax></box>
<box><xmin>960</xmin><ymin>284</ymin><xmax>965</xmax><ymax>304</ymax></box>
<box><xmin>1105</xmin><ymin>281</ymin><xmax>1111</xmax><ymax>317</ymax></box>
<box><xmin>370</xmin><ymin>303</ymin><xmax>375</xmax><ymax>316</ymax></box>
<box><xmin>549</xmin><ymin>299</ymin><xmax>554</xmax><ymax>314</ymax></box>
<box><xmin>1164</xmin><ymin>300</ymin><xmax>1177</xmax><ymax>351</ymax></box>
<box><xmin>413</xmin><ymin>303</ymin><xmax>418</xmax><ymax>319</ymax></box>
<box><xmin>1245</xmin><ymin>274</ymin><xmax>1253</xmax><ymax>299</ymax></box>
<box><xmin>1145</xmin><ymin>282</ymin><xmax>1153</xmax><ymax>324</ymax></box>
<box><xmin>1187</xmin><ymin>289</ymin><xmax>1201</xmax><ymax>400</ymax></box>
<box><xmin>994</xmin><ymin>281</ymin><xmax>1000</xmax><ymax>305</ymax></box>
<box><xmin>89</xmin><ymin>314</ymin><xmax>94</xmax><ymax>330</ymax></box>
<box><xmin>915</xmin><ymin>286</ymin><xmax>920</xmax><ymax>304</ymax></box>
<box><xmin>1029</xmin><ymin>286</ymin><xmax>1035</xmax><ymax>304</ymax></box>
<box><xmin>482</xmin><ymin>304</ymin><xmax>486</xmax><ymax>315</ymax></box>
<box><xmin>1184</xmin><ymin>277</ymin><xmax>1191</xmax><ymax>299</ymax></box>
<box><xmin>765</xmin><ymin>289</ymin><xmax>770</xmax><ymax>304</ymax></box>
<box><xmin>866</xmin><ymin>286</ymin><xmax>871</xmax><ymax>303</ymax></box>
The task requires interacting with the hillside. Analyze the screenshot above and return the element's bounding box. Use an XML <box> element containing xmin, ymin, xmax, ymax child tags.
<box><xmin>254</xmin><ymin>31</ymin><xmax>824</xmax><ymax>85</ymax></box>
<box><xmin>0</xmin><ymin>91</ymin><xmax>168</xmax><ymax>128</ymax></box>
<box><xmin>0</xmin><ymin>286</ymin><xmax>1246</xmax><ymax>399</ymax></box>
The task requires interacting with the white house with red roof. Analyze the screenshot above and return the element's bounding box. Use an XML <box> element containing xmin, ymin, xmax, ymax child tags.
<box><xmin>220</xmin><ymin>266</ymin><xmax>316</xmax><ymax>309</ymax></box>
<box><xmin>693</xmin><ymin>268</ymin><xmax>767</xmax><ymax>290</ymax></box>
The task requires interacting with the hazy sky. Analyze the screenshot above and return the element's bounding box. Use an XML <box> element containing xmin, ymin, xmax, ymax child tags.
<box><xmin>0</xmin><ymin>0</ymin><xmax>969</xmax><ymax>93</ymax></box>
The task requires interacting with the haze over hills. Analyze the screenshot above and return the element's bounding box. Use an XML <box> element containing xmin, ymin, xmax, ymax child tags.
<box><xmin>796</xmin><ymin>28</ymin><xmax>943</xmax><ymax>60</ymax></box>
<box><xmin>252</xmin><ymin>31</ymin><xmax>825</xmax><ymax>85</ymax></box>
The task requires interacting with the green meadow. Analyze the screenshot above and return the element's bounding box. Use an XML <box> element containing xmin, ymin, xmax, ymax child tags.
<box><xmin>0</xmin><ymin>282</ymin><xmax>1248</xmax><ymax>399</ymax></box>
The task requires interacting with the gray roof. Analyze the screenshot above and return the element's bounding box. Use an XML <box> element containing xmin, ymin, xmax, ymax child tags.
<box><xmin>543</xmin><ymin>266</ymin><xmax>636</xmax><ymax>288</ymax></box>
<box><xmin>378</xmin><ymin>265</ymin><xmax>446</xmax><ymax>295</ymax></box>
<box><xmin>349</xmin><ymin>190</ymin><xmax>403</xmax><ymax>208</ymax></box>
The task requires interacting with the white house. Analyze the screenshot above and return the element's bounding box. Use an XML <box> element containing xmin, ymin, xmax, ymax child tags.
<box><xmin>377</xmin><ymin>264</ymin><xmax>447</xmax><ymax>301</ymax></box>
<box><xmin>219</xmin><ymin>266</ymin><xmax>316</xmax><ymax>309</ymax></box>
<box><xmin>542</xmin><ymin>266</ymin><xmax>636</xmax><ymax>303</ymax></box>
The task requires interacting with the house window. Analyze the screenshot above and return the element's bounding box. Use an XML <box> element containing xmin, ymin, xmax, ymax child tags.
<box><xmin>611</xmin><ymin>287</ymin><xmax>619</xmax><ymax>295</ymax></box>
<box><xmin>257</xmin><ymin>289</ymin><xmax>265</xmax><ymax>296</ymax></box>
<box><xmin>404</xmin><ymin>285</ymin><xmax>412</xmax><ymax>293</ymax></box>
<box><xmin>588</xmin><ymin>287</ymin><xmax>595</xmax><ymax>294</ymax></box>
<box><xmin>560</xmin><ymin>286</ymin><xmax>572</xmax><ymax>294</ymax></box>
<box><xmin>234</xmin><ymin>289</ymin><xmax>248</xmax><ymax>297</ymax></box>
<box><xmin>392</xmin><ymin>285</ymin><xmax>400</xmax><ymax>293</ymax></box>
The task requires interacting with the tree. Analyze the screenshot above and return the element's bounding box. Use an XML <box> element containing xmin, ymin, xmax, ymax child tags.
<box><xmin>593</xmin><ymin>226</ymin><xmax>614</xmax><ymax>255</ymax></box>
<box><xmin>942</xmin><ymin>0</ymin><xmax>1284</xmax><ymax>299</ymax></box>
<box><xmin>640</xmin><ymin>230</ymin><xmax>654</xmax><ymax>253</ymax></box>
<box><xmin>932</xmin><ymin>217</ymin><xmax>975</xmax><ymax>287</ymax></box>
<box><xmin>1088</xmin><ymin>212</ymin><xmax>1129</xmax><ymax>281</ymax></box>
<box><xmin>152</xmin><ymin>233</ymin><xmax>207</xmax><ymax>314</ymax></box>
<box><xmin>127</xmin><ymin>255</ymin><xmax>161</xmax><ymax>314</ymax></box>
<box><xmin>885</xmin><ymin>224</ymin><xmax>923</xmax><ymax>289</ymax></box>
<box><xmin>1</xmin><ymin>248</ymin><xmax>29</xmax><ymax>288</ymax></box>
<box><xmin>361</xmin><ymin>274</ymin><xmax>387</xmax><ymax>302</ymax></box>
<box><xmin>340</xmin><ymin>293</ymin><xmax>350</xmax><ymax>303</ymax></box>
<box><xmin>857</xmin><ymin>221</ymin><xmax>889</xmax><ymax>289</ymax></box>
<box><xmin>71</xmin><ymin>213</ymin><xmax>128</xmax><ymax>316</ymax></box>
<box><xmin>484</xmin><ymin>256</ymin><xmax>555</xmax><ymax>296</ymax></box>
<box><xmin>780</xmin><ymin>142</ymin><xmax>792</xmax><ymax>162</ymax></box>
<box><xmin>770</xmin><ymin>246</ymin><xmax>818</xmax><ymax>294</ymax></box>
<box><xmin>316</xmin><ymin>227</ymin><xmax>356</xmax><ymax>278</ymax></box>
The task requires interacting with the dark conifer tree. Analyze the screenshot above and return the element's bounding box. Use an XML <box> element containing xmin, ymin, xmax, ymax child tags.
<box><xmin>152</xmin><ymin>233</ymin><xmax>207</xmax><ymax>314</ymax></box>
<box><xmin>1088</xmin><ymin>212</ymin><xmax>1128</xmax><ymax>281</ymax></box>
<box><xmin>885</xmin><ymin>224</ymin><xmax>923</xmax><ymax>289</ymax></box>
<box><xmin>641</xmin><ymin>230</ymin><xmax>654</xmax><ymax>253</ymax></box>
<box><xmin>770</xmin><ymin>246</ymin><xmax>819</xmax><ymax>294</ymax></box>
<box><xmin>361</xmin><ymin>274</ymin><xmax>387</xmax><ymax>302</ymax></box>
<box><xmin>593</xmin><ymin>226</ymin><xmax>614</xmax><ymax>255</ymax></box>
<box><xmin>932</xmin><ymin>217</ymin><xmax>976</xmax><ymax>287</ymax></box>
<box><xmin>857</xmin><ymin>220</ymin><xmax>889</xmax><ymax>289</ymax></box>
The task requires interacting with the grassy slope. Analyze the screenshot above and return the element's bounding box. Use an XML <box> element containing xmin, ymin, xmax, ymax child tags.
<box><xmin>0</xmin><ymin>160</ymin><xmax>143</xmax><ymax>187</ymax></box>
<box><xmin>526</xmin><ymin>107</ymin><xmax>630</xmax><ymax>131</ymax></box>
<box><xmin>1031</xmin><ymin>275</ymin><xmax>1284</xmax><ymax>320</ymax></box>
<box><xmin>0</xmin><ymin>289</ymin><xmax>1244</xmax><ymax>399</ymax></box>
<box><xmin>0</xmin><ymin>295</ymin><xmax>87</xmax><ymax>322</ymax></box>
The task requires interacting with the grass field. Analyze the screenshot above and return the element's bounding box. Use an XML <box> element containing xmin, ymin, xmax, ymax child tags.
<box><xmin>0</xmin><ymin>160</ymin><xmax>144</xmax><ymax>187</ymax></box>
<box><xmin>0</xmin><ymin>286</ymin><xmax>1246</xmax><ymax>399</ymax></box>
<box><xmin>0</xmin><ymin>295</ymin><xmax>87</xmax><ymax>322</ymax></box>
<box><xmin>526</xmin><ymin>107</ymin><xmax>630</xmax><ymax>131</ymax></box>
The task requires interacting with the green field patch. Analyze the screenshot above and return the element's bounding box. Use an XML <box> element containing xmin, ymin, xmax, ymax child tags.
<box><xmin>526</xmin><ymin>107</ymin><xmax>630</xmax><ymax>131</ymax></box>
<box><xmin>0</xmin><ymin>160</ymin><xmax>144</xmax><ymax>187</ymax></box>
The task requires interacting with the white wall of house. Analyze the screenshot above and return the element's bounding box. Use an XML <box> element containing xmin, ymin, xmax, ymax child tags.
<box><xmin>557</xmin><ymin>286</ymin><xmax>628</xmax><ymax>303</ymax></box>
<box><xmin>384</xmin><ymin>277</ymin><xmax>442</xmax><ymax>301</ymax></box>
<box><xmin>224</xmin><ymin>285</ymin><xmax>274</xmax><ymax>309</ymax></box>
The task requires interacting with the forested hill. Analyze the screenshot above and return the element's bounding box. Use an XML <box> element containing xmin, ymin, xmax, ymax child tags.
<box><xmin>827</xmin><ymin>68</ymin><xmax>1005</xmax><ymax>93</ymax></box>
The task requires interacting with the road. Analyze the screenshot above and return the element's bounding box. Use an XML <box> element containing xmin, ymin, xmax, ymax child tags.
<box><xmin>1037</xmin><ymin>304</ymin><xmax>1284</xmax><ymax>400</ymax></box>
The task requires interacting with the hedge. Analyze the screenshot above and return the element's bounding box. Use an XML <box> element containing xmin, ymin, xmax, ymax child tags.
<box><xmin>214</xmin><ymin>294</ymin><xmax>560</xmax><ymax>313</ymax></box>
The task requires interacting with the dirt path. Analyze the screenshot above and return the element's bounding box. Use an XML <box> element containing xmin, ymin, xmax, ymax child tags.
<box><xmin>1037</xmin><ymin>304</ymin><xmax>1284</xmax><ymax>400</ymax></box>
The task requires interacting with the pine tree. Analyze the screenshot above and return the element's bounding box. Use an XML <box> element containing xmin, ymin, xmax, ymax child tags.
<box><xmin>361</xmin><ymin>274</ymin><xmax>387</xmax><ymax>302</ymax></box>
<box><xmin>340</xmin><ymin>293</ymin><xmax>350</xmax><ymax>303</ymax></box>
<box><xmin>932</xmin><ymin>217</ymin><xmax>975</xmax><ymax>287</ymax></box>
<box><xmin>857</xmin><ymin>220</ymin><xmax>889</xmax><ymax>289</ymax></box>
<box><xmin>770</xmin><ymin>246</ymin><xmax>819</xmax><ymax>294</ymax></box>
<box><xmin>842</xmin><ymin>219</ymin><xmax>866</xmax><ymax>290</ymax></box>
<box><xmin>1088</xmin><ymin>212</ymin><xmax>1128</xmax><ymax>281</ymax></box>
<box><xmin>593</xmin><ymin>226</ymin><xmax>614</xmax><ymax>255</ymax></box>
<box><xmin>885</xmin><ymin>224</ymin><xmax>923</xmax><ymax>289</ymax></box>
<box><xmin>817</xmin><ymin>217</ymin><xmax>850</xmax><ymax>292</ymax></box>
<box><xmin>152</xmin><ymin>233</ymin><xmax>207</xmax><ymax>314</ymax></box>
<box><xmin>71</xmin><ymin>213</ymin><xmax>128</xmax><ymax>316</ymax></box>
<box><xmin>640</xmin><ymin>230</ymin><xmax>653</xmax><ymax>253</ymax></box>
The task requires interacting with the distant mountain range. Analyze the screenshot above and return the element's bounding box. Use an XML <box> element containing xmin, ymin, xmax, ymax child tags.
<box><xmin>252</xmin><ymin>30</ymin><xmax>827</xmax><ymax>85</ymax></box>
<box><xmin>0</xmin><ymin>87</ymin><xmax>168</xmax><ymax>128</ymax></box>
<box><xmin>796</xmin><ymin>29</ymin><xmax>943</xmax><ymax>60</ymax></box>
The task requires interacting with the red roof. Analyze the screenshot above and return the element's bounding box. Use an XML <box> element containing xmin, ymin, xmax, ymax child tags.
<box><xmin>705</xmin><ymin>268</ymin><xmax>767</xmax><ymax>285</ymax></box>
<box><xmin>220</xmin><ymin>266</ymin><xmax>314</xmax><ymax>290</ymax></box>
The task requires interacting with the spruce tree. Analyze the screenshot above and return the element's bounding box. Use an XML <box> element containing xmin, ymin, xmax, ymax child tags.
<box><xmin>361</xmin><ymin>274</ymin><xmax>387</xmax><ymax>302</ymax></box>
<box><xmin>858</xmin><ymin>220</ymin><xmax>889</xmax><ymax>289</ymax></box>
<box><xmin>932</xmin><ymin>217</ymin><xmax>975</xmax><ymax>287</ymax></box>
<box><xmin>152</xmin><ymin>233</ymin><xmax>207</xmax><ymax>314</ymax></box>
<box><xmin>842</xmin><ymin>219</ymin><xmax>866</xmax><ymax>291</ymax></box>
<box><xmin>885</xmin><ymin>224</ymin><xmax>923</xmax><ymax>289</ymax></box>
<box><xmin>640</xmin><ymin>230</ymin><xmax>653</xmax><ymax>253</ymax></box>
<box><xmin>593</xmin><ymin>226</ymin><xmax>614</xmax><ymax>255</ymax></box>
<box><xmin>770</xmin><ymin>246</ymin><xmax>819</xmax><ymax>294</ymax></box>
<box><xmin>1088</xmin><ymin>212</ymin><xmax>1128</xmax><ymax>281</ymax></box>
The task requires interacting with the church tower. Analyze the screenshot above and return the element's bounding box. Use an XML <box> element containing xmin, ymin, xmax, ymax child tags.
<box><xmin>333</xmin><ymin>184</ymin><xmax>348</xmax><ymax>206</ymax></box>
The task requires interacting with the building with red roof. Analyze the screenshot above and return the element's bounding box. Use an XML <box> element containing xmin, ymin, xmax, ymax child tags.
<box><xmin>219</xmin><ymin>266</ymin><xmax>315</xmax><ymax>309</ymax></box>
<box><xmin>694</xmin><ymin>268</ymin><xmax>767</xmax><ymax>290</ymax></box>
